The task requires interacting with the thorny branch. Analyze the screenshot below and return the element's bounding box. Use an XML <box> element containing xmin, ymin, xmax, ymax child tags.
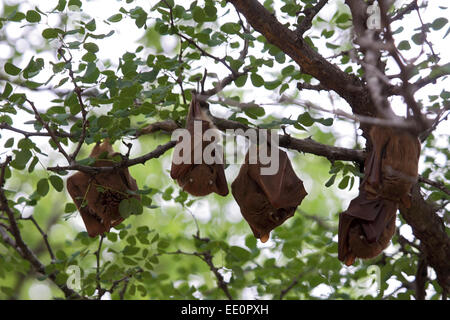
<box><xmin>296</xmin><ymin>0</ymin><xmax>328</xmax><ymax>37</ymax></box>
<box><xmin>0</xmin><ymin>157</ymin><xmax>84</xmax><ymax>299</ymax></box>
<box><xmin>46</xmin><ymin>140</ymin><xmax>177</xmax><ymax>173</ymax></box>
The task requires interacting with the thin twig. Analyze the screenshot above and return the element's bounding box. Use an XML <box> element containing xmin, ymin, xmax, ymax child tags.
<box><xmin>26</xmin><ymin>99</ymin><xmax>71</xmax><ymax>162</ymax></box>
<box><xmin>58</xmin><ymin>48</ymin><xmax>89</xmax><ymax>161</ymax></box>
<box><xmin>165</xmin><ymin>249</ymin><xmax>233</xmax><ymax>300</ymax></box>
<box><xmin>27</xmin><ymin>216</ymin><xmax>55</xmax><ymax>261</ymax></box>
<box><xmin>47</xmin><ymin>140</ymin><xmax>177</xmax><ymax>173</ymax></box>
<box><xmin>0</xmin><ymin>122</ymin><xmax>73</xmax><ymax>139</ymax></box>
<box><xmin>95</xmin><ymin>235</ymin><xmax>105</xmax><ymax>299</ymax></box>
<box><xmin>296</xmin><ymin>0</ymin><xmax>328</xmax><ymax>37</ymax></box>
<box><xmin>419</xmin><ymin>176</ymin><xmax>450</xmax><ymax>196</ymax></box>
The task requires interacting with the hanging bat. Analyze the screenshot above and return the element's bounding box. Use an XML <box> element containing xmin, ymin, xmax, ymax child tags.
<box><xmin>231</xmin><ymin>148</ymin><xmax>307</xmax><ymax>242</ymax></box>
<box><xmin>170</xmin><ymin>95</ymin><xmax>228</xmax><ymax>197</ymax></box>
<box><xmin>338</xmin><ymin>190</ymin><xmax>397</xmax><ymax>266</ymax></box>
<box><xmin>338</xmin><ymin>125</ymin><xmax>421</xmax><ymax>265</ymax></box>
<box><xmin>67</xmin><ymin>140</ymin><xmax>140</xmax><ymax>237</ymax></box>
<box><xmin>364</xmin><ymin>125</ymin><xmax>421</xmax><ymax>207</ymax></box>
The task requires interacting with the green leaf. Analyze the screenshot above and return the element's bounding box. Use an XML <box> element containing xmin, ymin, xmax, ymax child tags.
<box><xmin>129</xmin><ymin>197</ymin><xmax>143</xmax><ymax>215</ymax></box>
<box><xmin>2</xmin><ymin>82</ymin><xmax>13</xmax><ymax>98</ymax></box>
<box><xmin>85</xmin><ymin>18</ymin><xmax>96</xmax><ymax>31</ymax></box>
<box><xmin>49</xmin><ymin>175</ymin><xmax>64</xmax><ymax>192</ymax></box>
<box><xmin>325</xmin><ymin>174</ymin><xmax>337</xmax><ymax>187</ymax></box>
<box><xmin>12</xmin><ymin>149</ymin><xmax>32</xmax><ymax>169</ymax></box>
<box><xmin>123</xmin><ymin>245</ymin><xmax>139</xmax><ymax>255</ymax></box>
<box><xmin>23</xmin><ymin>57</ymin><xmax>44</xmax><ymax>79</ymax></box>
<box><xmin>338</xmin><ymin>175</ymin><xmax>350</xmax><ymax>189</ymax></box>
<box><xmin>398</xmin><ymin>40</ymin><xmax>411</xmax><ymax>51</ymax></box>
<box><xmin>107</xmin><ymin>13</ymin><xmax>123</xmax><ymax>23</ymax></box>
<box><xmin>24</xmin><ymin>81</ymin><xmax>43</xmax><ymax>89</ymax></box>
<box><xmin>68</xmin><ymin>0</ymin><xmax>82</xmax><ymax>8</ymax></box>
<box><xmin>65</xmin><ymin>203</ymin><xmax>77</xmax><ymax>213</ymax></box>
<box><xmin>162</xmin><ymin>187</ymin><xmax>173</xmax><ymax>201</ymax></box>
<box><xmin>37</xmin><ymin>178</ymin><xmax>50</xmax><ymax>197</ymax></box>
<box><xmin>220</xmin><ymin>22</ymin><xmax>240</xmax><ymax>34</ymax></box>
<box><xmin>229</xmin><ymin>246</ymin><xmax>251</xmax><ymax>261</ymax></box>
<box><xmin>55</xmin><ymin>0</ymin><xmax>67</xmax><ymax>11</ymax></box>
<box><xmin>411</xmin><ymin>33</ymin><xmax>424</xmax><ymax>45</ymax></box>
<box><xmin>8</xmin><ymin>11</ymin><xmax>25</xmax><ymax>22</ymax></box>
<box><xmin>26</xmin><ymin>10</ymin><xmax>41</xmax><ymax>23</ymax></box>
<box><xmin>264</xmin><ymin>80</ymin><xmax>281</xmax><ymax>90</ymax></box>
<box><xmin>42</xmin><ymin>28</ymin><xmax>59</xmax><ymax>39</ymax></box>
<box><xmin>431</xmin><ymin>17</ymin><xmax>448</xmax><ymax>30</ymax></box>
<box><xmin>336</xmin><ymin>13</ymin><xmax>350</xmax><ymax>24</ymax></box>
<box><xmin>192</xmin><ymin>7</ymin><xmax>205</xmax><ymax>23</ymax></box>
<box><xmin>281</xmin><ymin>65</ymin><xmax>295</xmax><ymax>76</ymax></box>
<box><xmin>119</xmin><ymin>199</ymin><xmax>131</xmax><ymax>218</ymax></box>
<box><xmin>4</xmin><ymin>62</ymin><xmax>21</xmax><ymax>76</ymax></box>
<box><xmin>318</xmin><ymin>118</ymin><xmax>333</xmax><ymax>126</ymax></box>
<box><xmin>81</xmin><ymin>62</ymin><xmax>100</xmax><ymax>83</ymax></box>
<box><xmin>82</xmin><ymin>52</ymin><xmax>97</xmax><ymax>63</ymax></box>
<box><xmin>250</xmin><ymin>73</ymin><xmax>264</xmax><ymax>87</ymax></box>
<box><xmin>204</xmin><ymin>4</ymin><xmax>217</xmax><ymax>18</ymax></box>
<box><xmin>130</xmin><ymin>6</ymin><xmax>147</xmax><ymax>28</ymax></box>
<box><xmin>18</xmin><ymin>138</ymin><xmax>34</xmax><ymax>150</ymax></box>
<box><xmin>107</xmin><ymin>232</ymin><xmax>117</xmax><ymax>242</ymax></box>
<box><xmin>234</xmin><ymin>74</ymin><xmax>248</xmax><ymax>87</ymax></box>
<box><xmin>83</xmin><ymin>42</ymin><xmax>99</xmax><ymax>53</ymax></box>
<box><xmin>4</xmin><ymin>138</ymin><xmax>14</xmax><ymax>148</ymax></box>
<box><xmin>298</xmin><ymin>112</ymin><xmax>314</xmax><ymax>127</ymax></box>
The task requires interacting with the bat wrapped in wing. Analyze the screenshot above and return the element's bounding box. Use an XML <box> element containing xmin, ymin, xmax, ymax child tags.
<box><xmin>170</xmin><ymin>95</ymin><xmax>228</xmax><ymax>197</ymax></box>
<box><xmin>232</xmin><ymin>147</ymin><xmax>307</xmax><ymax>242</ymax></box>
<box><xmin>338</xmin><ymin>125</ymin><xmax>421</xmax><ymax>265</ymax></box>
<box><xmin>67</xmin><ymin>140</ymin><xmax>140</xmax><ymax>237</ymax></box>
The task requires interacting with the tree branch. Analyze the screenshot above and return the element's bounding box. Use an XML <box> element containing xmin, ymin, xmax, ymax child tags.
<box><xmin>226</xmin><ymin>0</ymin><xmax>368</xmax><ymax>115</ymax></box>
<box><xmin>47</xmin><ymin>140</ymin><xmax>177</xmax><ymax>173</ymax></box>
<box><xmin>165</xmin><ymin>248</ymin><xmax>233</xmax><ymax>300</ymax></box>
<box><xmin>0</xmin><ymin>157</ymin><xmax>84</xmax><ymax>299</ymax></box>
<box><xmin>0</xmin><ymin>122</ymin><xmax>73</xmax><ymax>139</ymax></box>
<box><xmin>296</xmin><ymin>0</ymin><xmax>329</xmax><ymax>37</ymax></box>
<box><xmin>419</xmin><ymin>176</ymin><xmax>450</xmax><ymax>197</ymax></box>
<box><xmin>399</xmin><ymin>184</ymin><xmax>450</xmax><ymax>294</ymax></box>
<box><xmin>58</xmin><ymin>48</ymin><xmax>89</xmax><ymax>162</ymax></box>
<box><xmin>26</xmin><ymin>99</ymin><xmax>71</xmax><ymax>162</ymax></box>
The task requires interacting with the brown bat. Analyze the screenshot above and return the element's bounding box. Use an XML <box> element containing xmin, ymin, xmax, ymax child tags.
<box><xmin>67</xmin><ymin>140</ymin><xmax>140</xmax><ymax>237</ymax></box>
<box><xmin>170</xmin><ymin>95</ymin><xmax>228</xmax><ymax>197</ymax></box>
<box><xmin>231</xmin><ymin>148</ymin><xmax>307</xmax><ymax>242</ymax></box>
<box><xmin>338</xmin><ymin>125</ymin><xmax>421</xmax><ymax>265</ymax></box>
<box><xmin>364</xmin><ymin>125</ymin><xmax>421</xmax><ymax>207</ymax></box>
<box><xmin>338</xmin><ymin>190</ymin><xmax>398</xmax><ymax>266</ymax></box>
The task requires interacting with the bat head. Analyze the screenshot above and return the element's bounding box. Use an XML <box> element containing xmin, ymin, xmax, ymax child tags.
<box><xmin>89</xmin><ymin>139</ymin><xmax>114</xmax><ymax>159</ymax></box>
<box><xmin>246</xmin><ymin>207</ymin><xmax>297</xmax><ymax>243</ymax></box>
